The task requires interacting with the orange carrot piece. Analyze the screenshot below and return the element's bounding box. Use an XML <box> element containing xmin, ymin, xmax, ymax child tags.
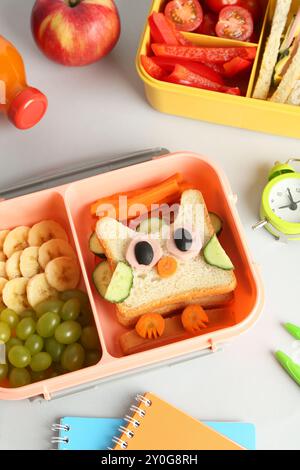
<box><xmin>181</xmin><ymin>305</ymin><xmax>209</xmax><ymax>334</ymax></box>
<box><xmin>157</xmin><ymin>256</ymin><xmax>178</xmax><ymax>278</ymax></box>
<box><xmin>90</xmin><ymin>188</ymin><xmax>146</xmax><ymax>215</ymax></box>
<box><xmin>91</xmin><ymin>174</ymin><xmax>183</xmax><ymax>215</ymax></box>
<box><xmin>135</xmin><ymin>313</ymin><xmax>166</xmax><ymax>340</ymax></box>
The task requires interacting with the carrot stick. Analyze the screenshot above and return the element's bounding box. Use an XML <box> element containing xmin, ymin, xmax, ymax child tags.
<box><xmin>90</xmin><ymin>173</ymin><xmax>183</xmax><ymax>215</ymax></box>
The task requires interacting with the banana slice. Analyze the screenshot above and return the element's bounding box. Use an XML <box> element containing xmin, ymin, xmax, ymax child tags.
<box><xmin>0</xmin><ymin>251</ymin><xmax>6</xmax><ymax>262</ymax></box>
<box><xmin>28</xmin><ymin>220</ymin><xmax>68</xmax><ymax>247</ymax></box>
<box><xmin>38</xmin><ymin>239</ymin><xmax>77</xmax><ymax>270</ymax></box>
<box><xmin>3</xmin><ymin>226</ymin><xmax>29</xmax><ymax>258</ymax></box>
<box><xmin>20</xmin><ymin>247</ymin><xmax>40</xmax><ymax>278</ymax></box>
<box><xmin>45</xmin><ymin>256</ymin><xmax>80</xmax><ymax>291</ymax></box>
<box><xmin>0</xmin><ymin>230</ymin><xmax>9</xmax><ymax>250</ymax></box>
<box><xmin>0</xmin><ymin>261</ymin><xmax>6</xmax><ymax>278</ymax></box>
<box><xmin>0</xmin><ymin>277</ymin><xmax>7</xmax><ymax>295</ymax></box>
<box><xmin>27</xmin><ymin>273</ymin><xmax>58</xmax><ymax>308</ymax></box>
<box><xmin>6</xmin><ymin>251</ymin><xmax>22</xmax><ymax>280</ymax></box>
<box><xmin>2</xmin><ymin>278</ymin><xmax>29</xmax><ymax>313</ymax></box>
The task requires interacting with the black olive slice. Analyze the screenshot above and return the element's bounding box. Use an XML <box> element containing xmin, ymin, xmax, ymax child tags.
<box><xmin>174</xmin><ymin>228</ymin><xmax>193</xmax><ymax>252</ymax></box>
<box><xmin>134</xmin><ymin>241</ymin><xmax>154</xmax><ymax>266</ymax></box>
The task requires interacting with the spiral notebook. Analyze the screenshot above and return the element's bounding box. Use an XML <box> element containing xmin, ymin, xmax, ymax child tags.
<box><xmin>113</xmin><ymin>393</ymin><xmax>245</xmax><ymax>450</ymax></box>
<box><xmin>51</xmin><ymin>416</ymin><xmax>255</xmax><ymax>450</ymax></box>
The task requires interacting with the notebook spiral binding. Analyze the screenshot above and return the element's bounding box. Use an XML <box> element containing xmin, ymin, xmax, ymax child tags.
<box><xmin>51</xmin><ymin>423</ymin><xmax>71</xmax><ymax>447</ymax></box>
<box><xmin>110</xmin><ymin>394</ymin><xmax>152</xmax><ymax>450</ymax></box>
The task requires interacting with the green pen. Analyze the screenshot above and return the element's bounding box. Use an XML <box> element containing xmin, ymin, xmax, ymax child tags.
<box><xmin>284</xmin><ymin>323</ymin><xmax>300</xmax><ymax>340</ymax></box>
<box><xmin>275</xmin><ymin>351</ymin><xmax>300</xmax><ymax>387</ymax></box>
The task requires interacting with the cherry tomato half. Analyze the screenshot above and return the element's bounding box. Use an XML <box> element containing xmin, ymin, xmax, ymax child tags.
<box><xmin>215</xmin><ymin>6</ymin><xmax>253</xmax><ymax>41</ymax></box>
<box><xmin>205</xmin><ymin>0</ymin><xmax>240</xmax><ymax>14</ymax></box>
<box><xmin>165</xmin><ymin>0</ymin><xmax>203</xmax><ymax>32</ymax></box>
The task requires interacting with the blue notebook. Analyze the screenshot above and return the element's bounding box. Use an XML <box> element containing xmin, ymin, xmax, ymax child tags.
<box><xmin>52</xmin><ymin>417</ymin><xmax>255</xmax><ymax>450</ymax></box>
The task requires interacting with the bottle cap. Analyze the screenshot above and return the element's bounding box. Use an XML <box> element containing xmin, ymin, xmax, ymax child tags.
<box><xmin>8</xmin><ymin>87</ymin><xmax>48</xmax><ymax>130</ymax></box>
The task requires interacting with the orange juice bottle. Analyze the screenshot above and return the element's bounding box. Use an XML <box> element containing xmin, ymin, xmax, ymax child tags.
<box><xmin>0</xmin><ymin>35</ymin><xmax>47</xmax><ymax>130</ymax></box>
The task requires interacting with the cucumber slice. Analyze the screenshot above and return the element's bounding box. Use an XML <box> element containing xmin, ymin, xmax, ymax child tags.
<box><xmin>105</xmin><ymin>262</ymin><xmax>133</xmax><ymax>304</ymax></box>
<box><xmin>204</xmin><ymin>235</ymin><xmax>234</xmax><ymax>270</ymax></box>
<box><xmin>89</xmin><ymin>232</ymin><xmax>106</xmax><ymax>259</ymax></box>
<box><xmin>209</xmin><ymin>212</ymin><xmax>223</xmax><ymax>235</ymax></box>
<box><xmin>93</xmin><ymin>261</ymin><xmax>112</xmax><ymax>298</ymax></box>
<box><xmin>137</xmin><ymin>217</ymin><xmax>165</xmax><ymax>234</ymax></box>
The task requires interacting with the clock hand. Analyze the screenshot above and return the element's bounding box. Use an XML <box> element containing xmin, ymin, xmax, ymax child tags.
<box><xmin>279</xmin><ymin>200</ymin><xmax>300</xmax><ymax>209</ymax></box>
<box><xmin>287</xmin><ymin>188</ymin><xmax>296</xmax><ymax>203</ymax></box>
<box><xmin>285</xmin><ymin>188</ymin><xmax>298</xmax><ymax>210</ymax></box>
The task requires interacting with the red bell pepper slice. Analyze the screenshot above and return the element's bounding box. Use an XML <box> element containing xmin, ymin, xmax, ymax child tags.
<box><xmin>148</xmin><ymin>13</ymin><xmax>192</xmax><ymax>46</ymax></box>
<box><xmin>148</xmin><ymin>15</ymin><xmax>165</xmax><ymax>44</ymax></box>
<box><xmin>149</xmin><ymin>13</ymin><xmax>179</xmax><ymax>46</ymax></box>
<box><xmin>152</xmin><ymin>43</ymin><xmax>257</xmax><ymax>63</ymax></box>
<box><xmin>223</xmin><ymin>56</ymin><xmax>252</xmax><ymax>77</ymax></box>
<box><xmin>165</xmin><ymin>64</ymin><xmax>241</xmax><ymax>95</ymax></box>
<box><xmin>151</xmin><ymin>56</ymin><xmax>224</xmax><ymax>84</ymax></box>
<box><xmin>141</xmin><ymin>55</ymin><xmax>166</xmax><ymax>80</ymax></box>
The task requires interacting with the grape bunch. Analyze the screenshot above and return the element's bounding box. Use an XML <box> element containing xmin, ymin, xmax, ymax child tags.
<box><xmin>0</xmin><ymin>289</ymin><xmax>101</xmax><ymax>388</ymax></box>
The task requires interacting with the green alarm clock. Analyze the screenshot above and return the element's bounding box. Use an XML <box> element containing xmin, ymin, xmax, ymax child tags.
<box><xmin>253</xmin><ymin>159</ymin><xmax>300</xmax><ymax>241</ymax></box>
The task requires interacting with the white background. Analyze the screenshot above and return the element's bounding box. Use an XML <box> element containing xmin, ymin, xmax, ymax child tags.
<box><xmin>1</xmin><ymin>0</ymin><xmax>300</xmax><ymax>451</ymax></box>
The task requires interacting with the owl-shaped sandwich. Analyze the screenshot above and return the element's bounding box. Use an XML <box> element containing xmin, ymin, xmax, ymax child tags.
<box><xmin>96</xmin><ymin>190</ymin><xmax>236</xmax><ymax>327</ymax></box>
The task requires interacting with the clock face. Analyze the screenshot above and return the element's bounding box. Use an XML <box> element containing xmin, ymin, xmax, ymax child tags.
<box><xmin>269</xmin><ymin>177</ymin><xmax>300</xmax><ymax>224</ymax></box>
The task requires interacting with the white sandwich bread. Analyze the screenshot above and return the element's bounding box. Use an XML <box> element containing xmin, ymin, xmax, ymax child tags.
<box><xmin>253</xmin><ymin>0</ymin><xmax>300</xmax><ymax>104</ymax></box>
<box><xmin>96</xmin><ymin>190</ymin><xmax>236</xmax><ymax>327</ymax></box>
<box><xmin>252</xmin><ymin>0</ymin><xmax>292</xmax><ymax>100</ymax></box>
<box><xmin>286</xmin><ymin>79</ymin><xmax>300</xmax><ymax>104</ymax></box>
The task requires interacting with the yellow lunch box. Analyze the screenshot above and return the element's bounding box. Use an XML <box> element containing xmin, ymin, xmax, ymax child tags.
<box><xmin>137</xmin><ymin>0</ymin><xmax>300</xmax><ymax>139</ymax></box>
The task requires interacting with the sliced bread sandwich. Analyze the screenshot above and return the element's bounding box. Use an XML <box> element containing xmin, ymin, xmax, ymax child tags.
<box><xmin>253</xmin><ymin>0</ymin><xmax>300</xmax><ymax>104</ymax></box>
<box><xmin>96</xmin><ymin>189</ymin><xmax>236</xmax><ymax>327</ymax></box>
<box><xmin>253</xmin><ymin>0</ymin><xmax>292</xmax><ymax>100</ymax></box>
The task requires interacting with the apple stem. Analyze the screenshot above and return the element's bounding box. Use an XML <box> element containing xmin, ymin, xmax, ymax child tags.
<box><xmin>69</xmin><ymin>0</ymin><xmax>80</xmax><ymax>7</ymax></box>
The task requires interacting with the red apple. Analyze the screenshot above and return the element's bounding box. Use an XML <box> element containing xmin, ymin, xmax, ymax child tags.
<box><xmin>31</xmin><ymin>0</ymin><xmax>121</xmax><ymax>66</ymax></box>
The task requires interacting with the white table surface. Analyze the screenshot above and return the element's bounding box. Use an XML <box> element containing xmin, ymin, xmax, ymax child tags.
<box><xmin>1</xmin><ymin>0</ymin><xmax>300</xmax><ymax>451</ymax></box>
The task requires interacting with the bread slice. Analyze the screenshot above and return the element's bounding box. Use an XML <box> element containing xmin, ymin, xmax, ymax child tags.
<box><xmin>286</xmin><ymin>79</ymin><xmax>300</xmax><ymax>104</ymax></box>
<box><xmin>96</xmin><ymin>190</ymin><xmax>236</xmax><ymax>327</ymax></box>
<box><xmin>270</xmin><ymin>46</ymin><xmax>300</xmax><ymax>103</ymax></box>
<box><xmin>253</xmin><ymin>0</ymin><xmax>292</xmax><ymax>100</ymax></box>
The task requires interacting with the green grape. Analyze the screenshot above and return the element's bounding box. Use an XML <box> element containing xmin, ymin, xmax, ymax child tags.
<box><xmin>8</xmin><ymin>345</ymin><xmax>31</xmax><ymax>368</ymax></box>
<box><xmin>35</xmin><ymin>298</ymin><xmax>64</xmax><ymax>318</ymax></box>
<box><xmin>0</xmin><ymin>309</ymin><xmax>19</xmax><ymax>329</ymax></box>
<box><xmin>77</xmin><ymin>304</ymin><xmax>94</xmax><ymax>327</ymax></box>
<box><xmin>61</xmin><ymin>343</ymin><xmax>85</xmax><ymax>372</ymax></box>
<box><xmin>45</xmin><ymin>337</ymin><xmax>65</xmax><ymax>362</ymax></box>
<box><xmin>9</xmin><ymin>368</ymin><xmax>31</xmax><ymax>388</ymax></box>
<box><xmin>25</xmin><ymin>335</ymin><xmax>44</xmax><ymax>356</ymax></box>
<box><xmin>6</xmin><ymin>337</ymin><xmax>23</xmax><ymax>353</ymax></box>
<box><xmin>19</xmin><ymin>309</ymin><xmax>36</xmax><ymax>320</ymax></box>
<box><xmin>55</xmin><ymin>321</ymin><xmax>82</xmax><ymax>345</ymax></box>
<box><xmin>30</xmin><ymin>370</ymin><xmax>49</xmax><ymax>383</ymax></box>
<box><xmin>0</xmin><ymin>363</ymin><xmax>8</xmax><ymax>381</ymax></box>
<box><xmin>0</xmin><ymin>321</ymin><xmax>11</xmax><ymax>343</ymax></box>
<box><xmin>30</xmin><ymin>352</ymin><xmax>52</xmax><ymax>372</ymax></box>
<box><xmin>80</xmin><ymin>326</ymin><xmax>100</xmax><ymax>350</ymax></box>
<box><xmin>84</xmin><ymin>350</ymin><xmax>101</xmax><ymax>367</ymax></box>
<box><xmin>37</xmin><ymin>312</ymin><xmax>61</xmax><ymax>338</ymax></box>
<box><xmin>60</xmin><ymin>289</ymin><xmax>89</xmax><ymax>307</ymax></box>
<box><xmin>61</xmin><ymin>298</ymin><xmax>81</xmax><ymax>321</ymax></box>
<box><xmin>16</xmin><ymin>318</ymin><xmax>36</xmax><ymax>341</ymax></box>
